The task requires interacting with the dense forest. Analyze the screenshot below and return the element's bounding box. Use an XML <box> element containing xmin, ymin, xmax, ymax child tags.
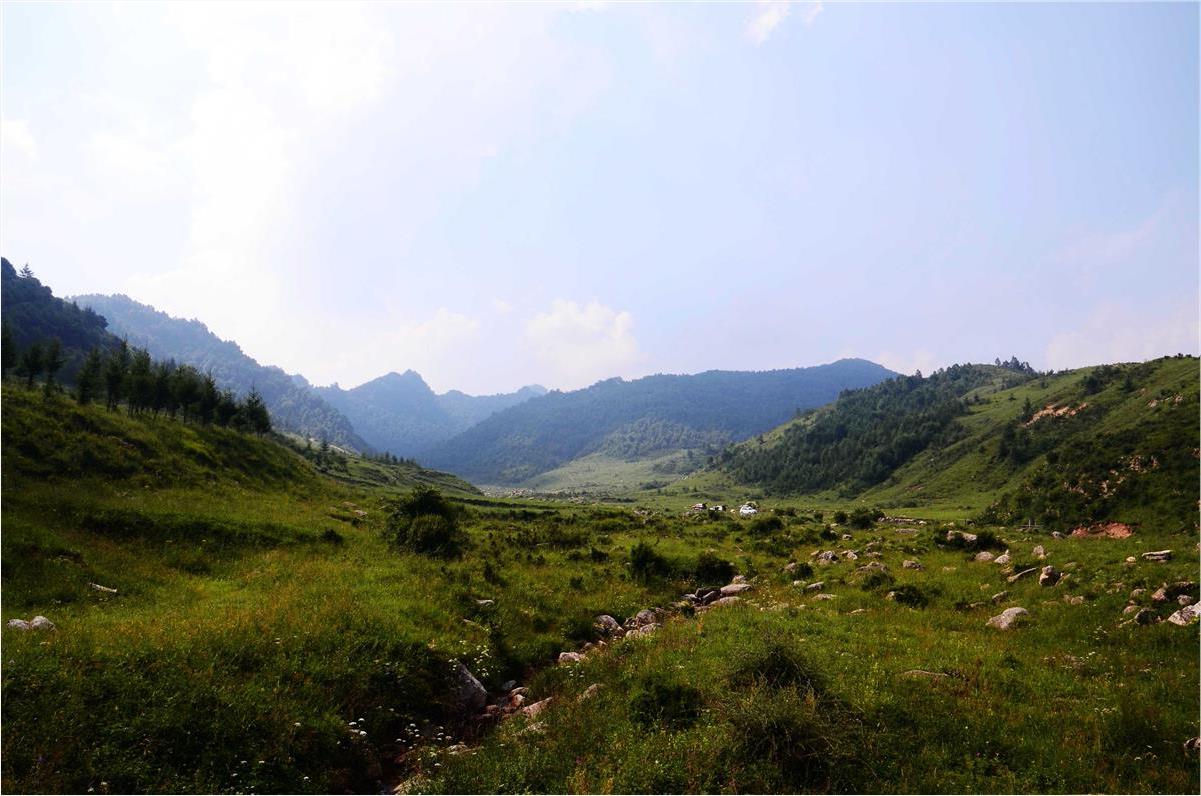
<box><xmin>75</xmin><ymin>293</ymin><xmax>367</xmax><ymax>451</ymax></box>
<box><xmin>421</xmin><ymin>359</ymin><xmax>896</xmax><ymax>483</ymax></box>
<box><xmin>315</xmin><ymin>371</ymin><xmax>546</xmax><ymax>457</ymax></box>
<box><xmin>720</xmin><ymin>363</ymin><xmax>1035</xmax><ymax>493</ymax></box>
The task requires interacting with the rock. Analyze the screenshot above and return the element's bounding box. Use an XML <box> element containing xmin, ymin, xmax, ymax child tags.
<box><xmin>5</xmin><ymin>619</ymin><xmax>31</xmax><ymax>631</ymax></box>
<box><xmin>1130</xmin><ymin>588</ymin><xmax>1147</xmax><ymax>599</ymax></box>
<box><xmin>29</xmin><ymin>616</ymin><xmax>55</xmax><ymax>632</ymax></box>
<box><xmin>1167</xmin><ymin>581</ymin><xmax>1197</xmax><ymax>598</ymax></box>
<box><xmin>522</xmin><ymin>698</ymin><xmax>553</xmax><ymax>719</ymax></box>
<box><xmin>720</xmin><ymin>582</ymin><xmax>752</xmax><ymax>596</ymax></box>
<box><xmin>1038</xmin><ymin>566</ymin><xmax>1061</xmax><ymax>587</ymax></box>
<box><xmin>1134</xmin><ymin>608</ymin><xmax>1158</xmax><ymax>625</ymax></box>
<box><xmin>594</xmin><ymin>615</ymin><xmax>622</xmax><ymax>636</ymax></box>
<box><xmin>849</xmin><ymin>608</ymin><xmax>867</xmax><ymax>615</ymax></box>
<box><xmin>804</xmin><ymin>581</ymin><xmax>825</xmax><ymax>592</ymax></box>
<box><xmin>579</xmin><ymin>683</ymin><xmax>601</xmax><ymax>701</ymax></box>
<box><xmin>1141</xmin><ymin>550</ymin><xmax>1172</xmax><ymax>562</ymax></box>
<box><xmin>1125</xmin><ymin>556</ymin><xmax>1137</xmax><ymax>564</ymax></box>
<box><xmin>947</xmin><ymin>530</ymin><xmax>978</xmax><ymax>544</ymax></box>
<box><xmin>1007</xmin><ymin>566</ymin><xmax>1040</xmax><ymax>584</ymax></box>
<box><xmin>90</xmin><ymin>582</ymin><xmax>118</xmax><ymax>594</ymax></box>
<box><xmin>994</xmin><ymin>552</ymin><xmax>1012</xmax><ymax>566</ymax></box>
<box><xmin>844</xmin><ymin>550</ymin><xmax>859</xmax><ymax>561</ymax></box>
<box><xmin>855</xmin><ymin>561</ymin><xmax>888</xmax><ymax>575</ymax></box>
<box><xmin>625</xmin><ymin>623</ymin><xmax>660</xmax><ymax>639</ymax></box>
<box><xmin>1167</xmin><ymin>604</ymin><xmax>1200</xmax><ymax>627</ymax></box>
<box><xmin>710</xmin><ymin>596</ymin><xmax>742</xmax><ymax>608</ymax></box>
<box><xmin>885</xmin><ymin>591</ymin><xmax>897</xmax><ymax>601</ymax></box>
<box><xmin>783</xmin><ymin>562</ymin><xmax>799</xmax><ymax>574</ymax></box>
<box><xmin>841</xmin><ymin>533</ymin><xmax>853</xmax><ymax>541</ymax></box>
<box><xmin>1151</xmin><ymin>588</ymin><xmax>1168</xmax><ymax>603</ymax></box>
<box><xmin>1051</xmin><ymin>531</ymin><xmax>1064</xmax><ymax>540</ymax></box>
<box><xmin>634</xmin><ymin>609</ymin><xmax>659</xmax><ymax>627</ymax></box>
<box><xmin>815</xmin><ymin>551</ymin><xmax>838</xmax><ymax>565</ymax></box>
<box><xmin>1122</xmin><ymin>604</ymin><xmax>1141</xmax><ymax>615</ymax></box>
<box><xmin>902</xmin><ymin>559</ymin><xmax>923</xmax><ymax>571</ymax></box>
<box><xmin>986</xmin><ymin>607</ymin><xmax>1029</xmax><ymax>630</ymax></box>
<box><xmin>974</xmin><ymin>551</ymin><xmax>995</xmax><ymax>562</ymax></box>
<box><xmin>814</xmin><ymin>594</ymin><xmax>835</xmax><ymax>601</ymax></box>
<box><xmin>1184</xmin><ymin>737</ymin><xmax>1201</xmax><ymax>755</ymax></box>
<box><xmin>558</xmin><ymin>651</ymin><xmax>583</xmax><ymax>664</ymax></box>
<box><xmin>1065</xmin><ymin>595</ymin><xmax>1084</xmax><ymax>606</ymax></box>
<box><xmin>1178</xmin><ymin>595</ymin><xmax>1195</xmax><ymax>606</ymax></box>
<box><xmin>499</xmin><ymin>680</ymin><xmax>517</xmax><ymax>692</ymax></box>
<box><xmin>991</xmin><ymin>591</ymin><xmax>1009</xmax><ymax>604</ymax></box>
<box><xmin>731</xmin><ymin>575</ymin><xmax>748</xmax><ymax>585</ymax></box>
<box><xmin>452</xmin><ymin>663</ymin><xmax>488</xmax><ymax>714</ymax></box>
<box><xmin>1033</xmin><ymin>545</ymin><xmax>1046</xmax><ymax>560</ymax></box>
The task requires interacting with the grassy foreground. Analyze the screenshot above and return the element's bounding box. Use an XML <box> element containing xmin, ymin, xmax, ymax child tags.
<box><xmin>2</xmin><ymin>384</ymin><xmax>1198</xmax><ymax>793</ymax></box>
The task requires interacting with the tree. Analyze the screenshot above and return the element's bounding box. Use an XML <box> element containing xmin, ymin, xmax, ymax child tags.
<box><xmin>126</xmin><ymin>348</ymin><xmax>154</xmax><ymax>414</ymax></box>
<box><xmin>42</xmin><ymin>338</ymin><xmax>64</xmax><ymax>394</ymax></box>
<box><xmin>1</xmin><ymin>319</ymin><xmax>15</xmax><ymax>376</ymax></box>
<box><xmin>76</xmin><ymin>348</ymin><xmax>104</xmax><ymax>405</ymax></box>
<box><xmin>104</xmin><ymin>340</ymin><xmax>130</xmax><ymax>411</ymax></box>
<box><xmin>243</xmin><ymin>388</ymin><xmax>272</xmax><ymax>434</ymax></box>
<box><xmin>16</xmin><ymin>341</ymin><xmax>44</xmax><ymax>388</ymax></box>
<box><xmin>19</xmin><ymin>264</ymin><xmax>34</xmax><ymax>279</ymax></box>
<box><xmin>198</xmin><ymin>372</ymin><xmax>219</xmax><ymax>424</ymax></box>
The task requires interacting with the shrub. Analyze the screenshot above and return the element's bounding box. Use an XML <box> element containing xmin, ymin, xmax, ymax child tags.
<box><xmin>748</xmin><ymin>515</ymin><xmax>785</xmax><ymax>535</ymax></box>
<box><xmin>320</xmin><ymin>527</ymin><xmax>344</xmax><ymax>545</ymax></box>
<box><xmin>819</xmin><ymin>527</ymin><xmax>838</xmax><ymax>541</ymax></box>
<box><xmin>848</xmin><ymin>507</ymin><xmax>883</xmax><ymax>529</ymax></box>
<box><xmin>385</xmin><ymin>486</ymin><xmax>466</xmax><ymax>557</ymax></box>
<box><xmin>889</xmin><ymin>584</ymin><xmax>929</xmax><ymax>608</ymax></box>
<box><xmin>628</xmin><ymin>541</ymin><xmax>673</xmax><ymax>581</ymax></box>
<box><xmin>629</xmin><ymin>676</ymin><xmax>703</xmax><ymax>729</ymax></box>
<box><xmin>791</xmin><ymin>561</ymin><xmax>814</xmax><ymax>580</ymax></box>
<box><xmin>725</xmin><ymin>688</ymin><xmax>844</xmax><ymax>790</ymax></box>
<box><xmin>832</xmin><ymin>510</ymin><xmax>848</xmax><ymax>524</ymax></box>
<box><xmin>859</xmin><ymin>570</ymin><xmax>895</xmax><ymax>592</ymax></box>
<box><xmin>692</xmin><ymin>550</ymin><xmax>735</xmax><ymax>585</ymax></box>
<box><xmin>729</xmin><ymin>644</ymin><xmax>826</xmax><ymax>693</ymax></box>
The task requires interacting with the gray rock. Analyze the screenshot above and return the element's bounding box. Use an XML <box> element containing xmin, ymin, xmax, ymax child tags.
<box><xmin>986</xmin><ymin>607</ymin><xmax>1029</xmax><ymax>630</ymax></box>
<box><xmin>522</xmin><ymin>697</ymin><xmax>553</xmax><ymax>718</ymax></box>
<box><xmin>1141</xmin><ymin>550</ymin><xmax>1172</xmax><ymax>562</ymax></box>
<box><xmin>844</xmin><ymin>550</ymin><xmax>859</xmax><ymax>561</ymax></box>
<box><xmin>1007</xmin><ymin>566</ymin><xmax>1040</xmax><ymax>584</ymax></box>
<box><xmin>1130</xmin><ymin>588</ymin><xmax>1147</xmax><ymax>599</ymax></box>
<box><xmin>814</xmin><ymin>594</ymin><xmax>835</xmax><ymax>601</ymax></box>
<box><xmin>579</xmin><ymin>683</ymin><xmax>601</xmax><ymax>701</ymax></box>
<box><xmin>994</xmin><ymin>552</ymin><xmax>1012</xmax><ymax>566</ymax></box>
<box><xmin>902</xmin><ymin>559</ymin><xmax>923</xmax><ymax>571</ymax></box>
<box><xmin>594</xmin><ymin>615</ymin><xmax>622</xmax><ymax>636</ymax></box>
<box><xmin>710</xmin><ymin>596</ymin><xmax>742</xmax><ymax>608</ymax></box>
<box><xmin>974</xmin><ymin>551</ymin><xmax>995</xmax><ymax>562</ymax></box>
<box><xmin>720</xmin><ymin>582</ymin><xmax>753</xmax><ymax>596</ymax></box>
<box><xmin>626</xmin><ymin>623</ymin><xmax>660</xmax><ymax>638</ymax></box>
<box><xmin>1122</xmin><ymin>604</ymin><xmax>1141</xmax><ymax>615</ymax></box>
<box><xmin>947</xmin><ymin>530</ymin><xmax>977</xmax><ymax>544</ymax></box>
<box><xmin>804</xmin><ymin>581</ymin><xmax>825</xmax><ymax>592</ymax></box>
<box><xmin>1166</xmin><ymin>604</ymin><xmax>1200</xmax><ymax>627</ymax></box>
<box><xmin>1051</xmin><ymin>531</ymin><xmax>1064</xmax><ymax>540</ymax></box>
<box><xmin>1038</xmin><ymin>565</ymin><xmax>1061</xmax><ymax>587</ymax></box>
<box><xmin>991</xmin><ymin>591</ymin><xmax>1009</xmax><ymax>604</ymax></box>
<box><xmin>1151</xmin><ymin>587</ymin><xmax>1168</xmax><ymax>603</ymax></box>
<box><xmin>29</xmin><ymin>616</ymin><xmax>55</xmax><ymax>632</ymax></box>
<box><xmin>1178</xmin><ymin>595</ymin><xmax>1195</xmax><ymax>606</ymax></box>
<box><xmin>783</xmin><ymin>562</ymin><xmax>799</xmax><ymax>574</ymax></box>
<box><xmin>5</xmin><ymin>619</ymin><xmax>30</xmax><ymax>631</ymax></box>
<box><xmin>731</xmin><ymin>575</ymin><xmax>748</xmax><ymax>585</ymax></box>
<box><xmin>815</xmin><ymin>551</ymin><xmax>838</xmax><ymax>565</ymax></box>
<box><xmin>1032</xmin><ymin>545</ymin><xmax>1046</xmax><ymax>560</ymax></box>
<box><xmin>634</xmin><ymin>608</ymin><xmax>659</xmax><ymax>626</ymax></box>
<box><xmin>841</xmin><ymin>533</ymin><xmax>853</xmax><ymax>541</ymax></box>
<box><xmin>452</xmin><ymin>663</ymin><xmax>488</xmax><ymax>713</ymax></box>
<box><xmin>558</xmin><ymin>651</ymin><xmax>583</xmax><ymax>664</ymax></box>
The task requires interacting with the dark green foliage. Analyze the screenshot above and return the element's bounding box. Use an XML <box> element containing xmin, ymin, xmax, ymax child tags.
<box><xmin>629</xmin><ymin>676</ymin><xmax>703</xmax><ymax>729</ymax></box>
<box><xmin>385</xmin><ymin>486</ymin><xmax>466</xmax><ymax>557</ymax></box>
<box><xmin>1</xmin><ymin>318</ymin><xmax>15</xmax><ymax>375</ymax></box>
<box><xmin>832</xmin><ymin>510</ymin><xmax>848</xmax><ymax>524</ymax></box>
<box><xmin>859</xmin><ymin>570</ymin><xmax>896</xmax><ymax>592</ymax></box>
<box><xmin>848</xmin><ymin>507</ymin><xmax>883</xmax><ymax>529</ymax></box>
<box><xmin>725</xmin><ymin>688</ymin><xmax>847</xmax><ymax>791</ymax></box>
<box><xmin>692</xmin><ymin>550</ymin><xmax>735</xmax><ymax>584</ymax></box>
<box><xmin>628</xmin><ymin>540</ymin><xmax>673</xmax><ymax>581</ymax></box>
<box><xmin>16</xmin><ymin>340</ymin><xmax>43</xmax><ymax>388</ymax></box>
<box><xmin>723</xmin><ymin>364</ymin><xmax>1033</xmax><ymax>494</ymax></box>
<box><xmin>729</xmin><ymin>644</ymin><xmax>826</xmax><ymax>693</ymax></box>
<box><xmin>747</xmin><ymin>514</ymin><xmax>785</xmax><ymax>535</ymax></box>
<box><xmin>75</xmin><ymin>348</ymin><xmax>103</xmax><ymax>405</ymax></box>
<box><xmin>320</xmin><ymin>527</ymin><xmax>345</xmax><ymax>545</ymax></box>
<box><xmin>888</xmin><ymin>584</ymin><xmax>930</xmax><ymax>608</ymax></box>
<box><xmin>423</xmin><ymin>359</ymin><xmax>896</xmax><ymax>483</ymax></box>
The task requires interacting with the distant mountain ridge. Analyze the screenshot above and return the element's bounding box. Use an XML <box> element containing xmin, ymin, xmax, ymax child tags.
<box><xmin>421</xmin><ymin>359</ymin><xmax>898</xmax><ymax>484</ymax></box>
<box><xmin>74</xmin><ymin>293</ymin><xmax>370</xmax><ymax>452</ymax></box>
<box><xmin>314</xmin><ymin>371</ymin><xmax>546</xmax><ymax>457</ymax></box>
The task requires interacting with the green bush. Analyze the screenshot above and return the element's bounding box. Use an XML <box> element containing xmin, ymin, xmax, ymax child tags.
<box><xmin>859</xmin><ymin>570</ymin><xmax>895</xmax><ymax>592</ymax></box>
<box><xmin>848</xmin><ymin>507</ymin><xmax>883</xmax><ymax>529</ymax></box>
<box><xmin>628</xmin><ymin>541</ymin><xmax>673</xmax><ymax>581</ymax></box>
<box><xmin>748</xmin><ymin>515</ymin><xmax>785</xmax><ymax>535</ymax></box>
<box><xmin>692</xmin><ymin>550</ymin><xmax>735</xmax><ymax>585</ymax></box>
<box><xmin>729</xmin><ymin>644</ymin><xmax>826</xmax><ymax>693</ymax></box>
<box><xmin>629</xmin><ymin>676</ymin><xmax>703</xmax><ymax>729</ymax></box>
<box><xmin>832</xmin><ymin>510</ymin><xmax>848</xmax><ymax>524</ymax></box>
<box><xmin>889</xmin><ymin>584</ymin><xmax>929</xmax><ymax>608</ymax></box>
<box><xmin>385</xmin><ymin>486</ymin><xmax>466</xmax><ymax>557</ymax></box>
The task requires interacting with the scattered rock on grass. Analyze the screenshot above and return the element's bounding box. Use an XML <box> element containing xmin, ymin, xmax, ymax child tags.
<box><xmin>1008</xmin><ymin>567</ymin><xmax>1040</xmax><ymax>584</ymax></box>
<box><xmin>986</xmin><ymin>607</ymin><xmax>1029</xmax><ymax>630</ymax></box>
<box><xmin>1039</xmin><ymin>566</ymin><xmax>1061</xmax><ymax>587</ymax></box>
<box><xmin>558</xmin><ymin>651</ymin><xmax>583</xmax><ymax>664</ymax></box>
<box><xmin>974</xmin><ymin>551</ymin><xmax>995</xmax><ymax>562</ymax></box>
<box><xmin>903</xmin><ymin>559</ymin><xmax>923</xmax><ymax>571</ymax></box>
<box><xmin>1142</xmin><ymin>550</ymin><xmax>1172</xmax><ymax>562</ymax></box>
<box><xmin>720</xmin><ymin>582</ymin><xmax>752</xmax><ymax>596</ymax></box>
<box><xmin>1167</xmin><ymin>604</ymin><xmax>1200</xmax><ymax>627</ymax></box>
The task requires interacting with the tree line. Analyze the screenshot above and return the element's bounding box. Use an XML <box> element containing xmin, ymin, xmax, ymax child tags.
<box><xmin>2</xmin><ymin>321</ymin><xmax>271</xmax><ymax>435</ymax></box>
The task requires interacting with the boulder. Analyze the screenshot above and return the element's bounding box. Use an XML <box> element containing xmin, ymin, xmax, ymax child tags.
<box><xmin>991</xmin><ymin>591</ymin><xmax>1009</xmax><ymax>604</ymax></box>
<box><xmin>731</xmin><ymin>575</ymin><xmax>748</xmax><ymax>585</ymax></box>
<box><xmin>947</xmin><ymin>530</ymin><xmax>978</xmax><ymax>544</ymax></box>
<box><xmin>634</xmin><ymin>609</ymin><xmax>659</xmax><ymax>627</ymax></box>
<box><xmin>986</xmin><ymin>607</ymin><xmax>1029</xmax><ymax>630</ymax></box>
<box><xmin>720</xmin><ymin>582</ymin><xmax>752</xmax><ymax>596</ymax></box>
<box><xmin>855</xmin><ymin>562</ymin><xmax>888</xmax><ymax>575</ymax></box>
<box><xmin>452</xmin><ymin>663</ymin><xmax>488</xmax><ymax>714</ymax></box>
<box><xmin>710</xmin><ymin>596</ymin><xmax>742</xmax><ymax>608</ymax></box>
<box><xmin>1038</xmin><ymin>566</ymin><xmax>1061</xmax><ymax>587</ymax></box>
<box><xmin>974</xmin><ymin>551</ymin><xmax>995</xmax><ymax>563</ymax></box>
<box><xmin>814</xmin><ymin>594</ymin><xmax>835</xmax><ymax>601</ymax></box>
<box><xmin>815</xmin><ymin>551</ymin><xmax>838</xmax><ymax>565</ymax></box>
<box><xmin>558</xmin><ymin>651</ymin><xmax>583</xmax><ymax>664</ymax></box>
<box><xmin>1142</xmin><ymin>550</ymin><xmax>1172</xmax><ymax>562</ymax></box>
<box><xmin>1167</xmin><ymin>604</ymin><xmax>1200</xmax><ymax>627</ymax></box>
<box><xmin>804</xmin><ymin>581</ymin><xmax>825</xmax><ymax>592</ymax></box>
<box><xmin>1151</xmin><ymin>588</ymin><xmax>1168</xmax><ymax>603</ymax></box>
<box><xmin>1178</xmin><ymin>595</ymin><xmax>1195</xmax><ymax>607</ymax></box>
<box><xmin>844</xmin><ymin>550</ymin><xmax>859</xmax><ymax>561</ymax></box>
<box><xmin>625</xmin><ymin>623</ymin><xmax>660</xmax><ymax>639</ymax></box>
<box><xmin>522</xmin><ymin>697</ymin><xmax>553</xmax><ymax>719</ymax></box>
<box><xmin>1032</xmin><ymin>545</ymin><xmax>1046</xmax><ymax>560</ymax></box>
<box><xmin>594</xmin><ymin>615</ymin><xmax>622</xmax><ymax>636</ymax></box>
<box><xmin>783</xmin><ymin>562</ymin><xmax>799</xmax><ymax>574</ymax></box>
<box><xmin>5</xmin><ymin>619</ymin><xmax>30</xmax><ymax>631</ymax></box>
<box><xmin>1007</xmin><ymin>566</ymin><xmax>1040</xmax><ymax>584</ymax></box>
<box><xmin>902</xmin><ymin>559</ymin><xmax>923</xmax><ymax>571</ymax></box>
<box><xmin>29</xmin><ymin>616</ymin><xmax>55</xmax><ymax>632</ymax></box>
<box><xmin>994</xmin><ymin>552</ymin><xmax>1012</xmax><ymax>566</ymax></box>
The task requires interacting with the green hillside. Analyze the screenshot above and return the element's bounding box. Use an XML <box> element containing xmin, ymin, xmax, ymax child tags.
<box><xmin>716</xmin><ymin>357</ymin><xmax>1200</xmax><ymax>530</ymax></box>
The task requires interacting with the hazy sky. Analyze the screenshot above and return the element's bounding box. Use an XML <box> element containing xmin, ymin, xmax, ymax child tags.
<box><xmin>2</xmin><ymin>1</ymin><xmax>1197</xmax><ymax>394</ymax></box>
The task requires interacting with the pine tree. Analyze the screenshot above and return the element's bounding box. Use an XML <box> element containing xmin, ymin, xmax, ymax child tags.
<box><xmin>243</xmin><ymin>388</ymin><xmax>271</xmax><ymax>434</ymax></box>
<box><xmin>17</xmin><ymin>341</ymin><xmax>44</xmax><ymax>388</ymax></box>
<box><xmin>104</xmin><ymin>340</ymin><xmax>130</xmax><ymax>411</ymax></box>
<box><xmin>42</xmin><ymin>338</ymin><xmax>64</xmax><ymax>395</ymax></box>
<box><xmin>19</xmin><ymin>264</ymin><xmax>33</xmax><ymax>279</ymax></box>
<box><xmin>1</xmin><ymin>319</ymin><xmax>15</xmax><ymax>376</ymax></box>
<box><xmin>76</xmin><ymin>348</ymin><xmax>104</xmax><ymax>405</ymax></box>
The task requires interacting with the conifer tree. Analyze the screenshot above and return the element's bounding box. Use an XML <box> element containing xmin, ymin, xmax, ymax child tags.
<box><xmin>17</xmin><ymin>341</ymin><xmax>44</xmax><ymax>388</ymax></box>
<box><xmin>42</xmin><ymin>338</ymin><xmax>64</xmax><ymax>395</ymax></box>
<box><xmin>1</xmin><ymin>319</ymin><xmax>15</xmax><ymax>376</ymax></box>
<box><xmin>76</xmin><ymin>348</ymin><xmax>104</xmax><ymax>405</ymax></box>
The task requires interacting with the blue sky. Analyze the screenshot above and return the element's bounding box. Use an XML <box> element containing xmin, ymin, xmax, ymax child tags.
<box><xmin>2</xmin><ymin>1</ymin><xmax>1197</xmax><ymax>393</ymax></box>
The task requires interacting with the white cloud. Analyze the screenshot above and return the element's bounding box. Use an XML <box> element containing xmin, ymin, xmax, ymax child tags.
<box><xmin>1044</xmin><ymin>301</ymin><xmax>1198</xmax><ymax>370</ymax></box>
<box><xmin>1</xmin><ymin>119</ymin><xmax>38</xmax><ymax>162</ymax></box>
<box><xmin>746</xmin><ymin>1</ymin><xmax>822</xmax><ymax>45</ymax></box>
<box><xmin>873</xmin><ymin>349</ymin><xmax>942</xmax><ymax>377</ymax></box>
<box><xmin>525</xmin><ymin>299</ymin><xmax>643</xmax><ymax>389</ymax></box>
<box><xmin>491</xmin><ymin>298</ymin><xmax>515</xmax><ymax>314</ymax></box>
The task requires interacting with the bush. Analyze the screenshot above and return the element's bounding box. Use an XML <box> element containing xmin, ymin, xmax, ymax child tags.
<box><xmin>748</xmin><ymin>515</ymin><xmax>785</xmax><ymax>535</ymax></box>
<box><xmin>791</xmin><ymin>561</ymin><xmax>814</xmax><ymax>579</ymax></box>
<box><xmin>385</xmin><ymin>486</ymin><xmax>466</xmax><ymax>557</ymax></box>
<box><xmin>628</xmin><ymin>541</ymin><xmax>673</xmax><ymax>581</ymax></box>
<box><xmin>320</xmin><ymin>527</ymin><xmax>344</xmax><ymax>545</ymax></box>
<box><xmin>629</xmin><ymin>676</ymin><xmax>703</xmax><ymax>729</ymax></box>
<box><xmin>692</xmin><ymin>550</ymin><xmax>735</xmax><ymax>585</ymax></box>
<box><xmin>889</xmin><ymin>584</ymin><xmax>929</xmax><ymax>608</ymax></box>
<box><xmin>725</xmin><ymin>688</ymin><xmax>845</xmax><ymax>790</ymax></box>
<box><xmin>859</xmin><ymin>570</ymin><xmax>895</xmax><ymax>592</ymax></box>
<box><xmin>832</xmin><ymin>510</ymin><xmax>848</xmax><ymax>524</ymax></box>
<box><xmin>848</xmin><ymin>507</ymin><xmax>883</xmax><ymax>529</ymax></box>
<box><xmin>729</xmin><ymin>644</ymin><xmax>826</xmax><ymax>693</ymax></box>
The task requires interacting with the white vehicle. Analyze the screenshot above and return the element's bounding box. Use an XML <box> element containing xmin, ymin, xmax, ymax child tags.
<box><xmin>739</xmin><ymin>504</ymin><xmax>759</xmax><ymax>517</ymax></box>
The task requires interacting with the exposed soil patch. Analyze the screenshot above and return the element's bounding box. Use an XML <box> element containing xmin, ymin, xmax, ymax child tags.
<box><xmin>1024</xmin><ymin>403</ymin><xmax>1087</xmax><ymax>427</ymax></box>
<box><xmin>1070</xmin><ymin>521</ymin><xmax>1133</xmax><ymax>539</ymax></box>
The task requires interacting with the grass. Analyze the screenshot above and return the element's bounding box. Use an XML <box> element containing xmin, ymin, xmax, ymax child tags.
<box><xmin>2</xmin><ymin>381</ymin><xmax>1199</xmax><ymax>793</ymax></box>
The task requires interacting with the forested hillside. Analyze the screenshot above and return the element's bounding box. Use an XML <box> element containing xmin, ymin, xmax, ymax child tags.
<box><xmin>1</xmin><ymin>259</ymin><xmax>117</xmax><ymax>381</ymax></box>
<box><xmin>76</xmin><ymin>294</ymin><xmax>369</xmax><ymax>452</ymax></box>
<box><xmin>315</xmin><ymin>371</ymin><xmax>545</xmax><ymax>457</ymax></box>
<box><xmin>719</xmin><ymin>356</ymin><xmax>1200</xmax><ymax>531</ymax></box>
<box><xmin>422</xmin><ymin>359</ymin><xmax>896</xmax><ymax>484</ymax></box>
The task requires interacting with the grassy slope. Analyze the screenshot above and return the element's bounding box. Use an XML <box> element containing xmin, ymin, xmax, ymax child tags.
<box><xmin>3</xmin><ymin>380</ymin><xmax>1198</xmax><ymax>794</ymax></box>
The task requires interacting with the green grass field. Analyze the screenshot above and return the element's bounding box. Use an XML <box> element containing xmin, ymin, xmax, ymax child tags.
<box><xmin>2</xmin><ymin>381</ymin><xmax>1198</xmax><ymax>793</ymax></box>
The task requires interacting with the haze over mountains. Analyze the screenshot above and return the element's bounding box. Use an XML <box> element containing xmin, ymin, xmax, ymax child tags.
<box><xmin>66</xmin><ymin>287</ymin><xmax>899</xmax><ymax>484</ymax></box>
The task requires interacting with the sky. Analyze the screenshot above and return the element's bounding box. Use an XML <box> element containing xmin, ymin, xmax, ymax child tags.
<box><xmin>2</xmin><ymin>1</ymin><xmax>1197</xmax><ymax>395</ymax></box>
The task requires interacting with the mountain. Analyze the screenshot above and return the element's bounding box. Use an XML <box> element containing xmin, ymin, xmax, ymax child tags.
<box><xmin>716</xmin><ymin>356</ymin><xmax>1199</xmax><ymax>531</ymax></box>
<box><xmin>74</xmin><ymin>293</ymin><xmax>370</xmax><ymax>452</ymax></box>
<box><xmin>2</xmin><ymin>258</ymin><xmax>118</xmax><ymax>380</ymax></box>
<box><xmin>314</xmin><ymin>372</ymin><xmax>546</xmax><ymax>458</ymax></box>
<box><xmin>420</xmin><ymin>359</ymin><xmax>897</xmax><ymax>485</ymax></box>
